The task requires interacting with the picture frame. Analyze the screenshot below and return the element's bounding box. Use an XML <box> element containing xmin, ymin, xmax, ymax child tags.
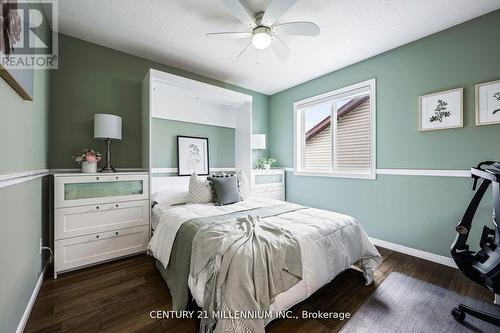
<box><xmin>0</xmin><ymin>0</ymin><xmax>34</xmax><ymax>101</ymax></box>
<box><xmin>418</xmin><ymin>88</ymin><xmax>463</xmax><ymax>132</ymax></box>
<box><xmin>177</xmin><ymin>136</ymin><xmax>209</xmax><ymax>176</ymax></box>
<box><xmin>475</xmin><ymin>79</ymin><xmax>500</xmax><ymax>126</ymax></box>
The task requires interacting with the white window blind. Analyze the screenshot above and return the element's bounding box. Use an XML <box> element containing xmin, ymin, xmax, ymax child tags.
<box><xmin>335</xmin><ymin>97</ymin><xmax>371</xmax><ymax>170</ymax></box>
<box><xmin>305</xmin><ymin>123</ymin><xmax>331</xmax><ymax>169</ymax></box>
<box><xmin>294</xmin><ymin>79</ymin><xmax>376</xmax><ymax>179</ymax></box>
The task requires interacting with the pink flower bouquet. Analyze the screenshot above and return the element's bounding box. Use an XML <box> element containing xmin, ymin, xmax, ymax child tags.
<box><xmin>72</xmin><ymin>149</ymin><xmax>102</xmax><ymax>164</ymax></box>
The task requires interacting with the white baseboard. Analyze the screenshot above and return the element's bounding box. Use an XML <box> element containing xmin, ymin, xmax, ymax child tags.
<box><xmin>369</xmin><ymin>237</ymin><xmax>457</xmax><ymax>268</ymax></box>
<box><xmin>16</xmin><ymin>265</ymin><xmax>47</xmax><ymax>333</ymax></box>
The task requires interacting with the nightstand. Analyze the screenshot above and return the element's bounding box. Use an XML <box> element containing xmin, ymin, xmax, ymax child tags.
<box><xmin>53</xmin><ymin>172</ymin><xmax>150</xmax><ymax>278</ymax></box>
<box><xmin>251</xmin><ymin>169</ymin><xmax>285</xmax><ymax>201</ymax></box>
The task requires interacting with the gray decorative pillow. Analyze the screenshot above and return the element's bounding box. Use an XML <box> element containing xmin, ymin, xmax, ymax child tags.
<box><xmin>237</xmin><ymin>170</ymin><xmax>250</xmax><ymax>200</ymax></box>
<box><xmin>208</xmin><ymin>176</ymin><xmax>241</xmax><ymax>206</ymax></box>
<box><xmin>187</xmin><ymin>173</ymin><xmax>213</xmax><ymax>204</ymax></box>
<box><xmin>208</xmin><ymin>173</ymin><xmax>231</xmax><ymax>200</ymax></box>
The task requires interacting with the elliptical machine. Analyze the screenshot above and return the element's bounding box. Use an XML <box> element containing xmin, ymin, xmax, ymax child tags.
<box><xmin>451</xmin><ymin>161</ymin><xmax>500</xmax><ymax>327</ymax></box>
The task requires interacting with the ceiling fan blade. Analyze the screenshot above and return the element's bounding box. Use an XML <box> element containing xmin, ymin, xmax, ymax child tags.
<box><xmin>271</xmin><ymin>35</ymin><xmax>290</xmax><ymax>60</ymax></box>
<box><xmin>222</xmin><ymin>0</ymin><xmax>256</xmax><ymax>28</ymax></box>
<box><xmin>262</xmin><ymin>0</ymin><xmax>297</xmax><ymax>26</ymax></box>
<box><xmin>237</xmin><ymin>41</ymin><xmax>253</xmax><ymax>58</ymax></box>
<box><xmin>206</xmin><ymin>32</ymin><xmax>252</xmax><ymax>39</ymax></box>
<box><xmin>273</xmin><ymin>21</ymin><xmax>320</xmax><ymax>36</ymax></box>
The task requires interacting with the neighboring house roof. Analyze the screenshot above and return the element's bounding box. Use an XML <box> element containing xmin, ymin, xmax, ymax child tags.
<box><xmin>305</xmin><ymin>95</ymin><xmax>369</xmax><ymax>142</ymax></box>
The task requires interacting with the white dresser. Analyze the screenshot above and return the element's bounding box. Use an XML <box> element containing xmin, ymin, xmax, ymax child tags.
<box><xmin>251</xmin><ymin>169</ymin><xmax>286</xmax><ymax>201</ymax></box>
<box><xmin>53</xmin><ymin>172</ymin><xmax>150</xmax><ymax>278</ymax></box>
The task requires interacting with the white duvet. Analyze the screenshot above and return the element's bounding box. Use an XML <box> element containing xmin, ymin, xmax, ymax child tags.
<box><xmin>148</xmin><ymin>198</ymin><xmax>381</xmax><ymax>316</ymax></box>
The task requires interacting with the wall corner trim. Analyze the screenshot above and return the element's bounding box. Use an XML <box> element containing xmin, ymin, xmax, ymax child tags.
<box><xmin>369</xmin><ymin>237</ymin><xmax>457</xmax><ymax>268</ymax></box>
<box><xmin>16</xmin><ymin>265</ymin><xmax>47</xmax><ymax>333</ymax></box>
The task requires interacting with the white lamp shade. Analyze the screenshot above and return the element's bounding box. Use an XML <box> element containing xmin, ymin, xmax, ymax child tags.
<box><xmin>252</xmin><ymin>134</ymin><xmax>266</xmax><ymax>150</ymax></box>
<box><xmin>94</xmin><ymin>114</ymin><xmax>122</xmax><ymax>140</ymax></box>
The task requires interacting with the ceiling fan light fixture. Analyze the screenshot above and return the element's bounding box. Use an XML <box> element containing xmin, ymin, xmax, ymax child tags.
<box><xmin>252</xmin><ymin>26</ymin><xmax>272</xmax><ymax>50</ymax></box>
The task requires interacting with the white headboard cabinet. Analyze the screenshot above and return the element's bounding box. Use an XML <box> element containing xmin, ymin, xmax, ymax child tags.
<box><xmin>142</xmin><ymin>69</ymin><xmax>253</xmax><ymax>193</ymax></box>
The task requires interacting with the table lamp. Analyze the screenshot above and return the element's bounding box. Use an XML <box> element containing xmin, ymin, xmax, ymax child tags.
<box><xmin>252</xmin><ymin>134</ymin><xmax>266</xmax><ymax>168</ymax></box>
<box><xmin>252</xmin><ymin>134</ymin><xmax>266</xmax><ymax>150</ymax></box>
<box><xmin>94</xmin><ymin>114</ymin><xmax>122</xmax><ymax>173</ymax></box>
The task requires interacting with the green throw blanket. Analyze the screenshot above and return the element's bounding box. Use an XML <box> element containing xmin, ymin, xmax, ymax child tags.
<box><xmin>191</xmin><ymin>215</ymin><xmax>303</xmax><ymax>333</ymax></box>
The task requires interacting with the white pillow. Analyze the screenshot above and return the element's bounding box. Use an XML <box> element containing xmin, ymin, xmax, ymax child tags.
<box><xmin>187</xmin><ymin>173</ymin><xmax>213</xmax><ymax>204</ymax></box>
<box><xmin>237</xmin><ymin>170</ymin><xmax>250</xmax><ymax>200</ymax></box>
<box><xmin>152</xmin><ymin>186</ymin><xmax>188</xmax><ymax>207</ymax></box>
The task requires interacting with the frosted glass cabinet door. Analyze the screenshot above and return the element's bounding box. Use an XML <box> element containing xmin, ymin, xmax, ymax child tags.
<box><xmin>252</xmin><ymin>170</ymin><xmax>285</xmax><ymax>188</ymax></box>
<box><xmin>55</xmin><ymin>174</ymin><xmax>149</xmax><ymax>208</ymax></box>
<box><xmin>254</xmin><ymin>174</ymin><xmax>283</xmax><ymax>186</ymax></box>
<box><xmin>64</xmin><ymin>181</ymin><xmax>143</xmax><ymax>200</ymax></box>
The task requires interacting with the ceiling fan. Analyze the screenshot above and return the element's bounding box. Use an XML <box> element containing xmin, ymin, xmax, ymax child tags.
<box><xmin>206</xmin><ymin>0</ymin><xmax>320</xmax><ymax>60</ymax></box>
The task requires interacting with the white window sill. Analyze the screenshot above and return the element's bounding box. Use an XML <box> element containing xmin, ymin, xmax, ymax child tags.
<box><xmin>293</xmin><ymin>170</ymin><xmax>376</xmax><ymax>180</ymax></box>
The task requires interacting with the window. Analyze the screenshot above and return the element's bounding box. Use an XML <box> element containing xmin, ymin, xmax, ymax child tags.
<box><xmin>294</xmin><ymin>79</ymin><xmax>376</xmax><ymax>179</ymax></box>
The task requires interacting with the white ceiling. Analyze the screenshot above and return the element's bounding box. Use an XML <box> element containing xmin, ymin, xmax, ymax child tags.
<box><xmin>57</xmin><ymin>0</ymin><xmax>500</xmax><ymax>95</ymax></box>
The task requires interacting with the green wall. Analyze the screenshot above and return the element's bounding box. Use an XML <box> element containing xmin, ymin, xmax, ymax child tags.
<box><xmin>0</xmin><ymin>179</ymin><xmax>50</xmax><ymax>333</ymax></box>
<box><xmin>269</xmin><ymin>10</ymin><xmax>500</xmax><ymax>257</ymax></box>
<box><xmin>151</xmin><ymin>119</ymin><xmax>235</xmax><ymax>168</ymax></box>
<box><xmin>0</xmin><ymin>15</ymin><xmax>50</xmax><ymax>333</ymax></box>
<box><xmin>49</xmin><ymin>34</ymin><xmax>269</xmax><ymax>169</ymax></box>
<box><xmin>0</xmin><ymin>66</ymin><xmax>49</xmax><ymax>174</ymax></box>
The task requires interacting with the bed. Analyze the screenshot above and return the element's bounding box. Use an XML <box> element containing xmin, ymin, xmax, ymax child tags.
<box><xmin>148</xmin><ymin>178</ymin><xmax>381</xmax><ymax>331</ymax></box>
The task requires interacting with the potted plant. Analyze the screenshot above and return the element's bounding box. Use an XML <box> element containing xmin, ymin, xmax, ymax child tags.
<box><xmin>256</xmin><ymin>157</ymin><xmax>276</xmax><ymax>170</ymax></box>
<box><xmin>73</xmin><ymin>149</ymin><xmax>102</xmax><ymax>173</ymax></box>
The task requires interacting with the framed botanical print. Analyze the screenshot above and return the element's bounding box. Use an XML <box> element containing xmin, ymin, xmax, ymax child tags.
<box><xmin>419</xmin><ymin>88</ymin><xmax>463</xmax><ymax>131</ymax></box>
<box><xmin>475</xmin><ymin>79</ymin><xmax>500</xmax><ymax>126</ymax></box>
<box><xmin>177</xmin><ymin>136</ymin><xmax>209</xmax><ymax>176</ymax></box>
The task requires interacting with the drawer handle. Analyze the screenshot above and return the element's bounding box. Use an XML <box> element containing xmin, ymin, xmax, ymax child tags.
<box><xmin>96</xmin><ymin>177</ymin><xmax>99</xmax><ymax>180</ymax></box>
<box><xmin>96</xmin><ymin>206</ymin><xmax>100</xmax><ymax>210</ymax></box>
<box><xmin>115</xmin><ymin>231</ymin><xmax>119</xmax><ymax>236</ymax></box>
<box><xmin>115</xmin><ymin>204</ymin><xmax>119</xmax><ymax>208</ymax></box>
<box><xmin>96</xmin><ymin>235</ymin><xmax>99</xmax><ymax>239</ymax></box>
<box><xmin>115</xmin><ymin>176</ymin><xmax>119</xmax><ymax>180</ymax></box>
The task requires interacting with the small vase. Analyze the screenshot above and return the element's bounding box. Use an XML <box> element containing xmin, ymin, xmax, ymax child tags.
<box><xmin>81</xmin><ymin>161</ymin><xmax>97</xmax><ymax>173</ymax></box>
<box><xmin>264</xmin><ymin>164</ymin><xmax>271</xmax><ymax>170</ymax></box>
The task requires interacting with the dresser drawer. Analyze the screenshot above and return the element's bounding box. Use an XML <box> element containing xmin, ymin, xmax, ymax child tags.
<box><xmin>54</xmin><ymin>225</ymin><xmax>149</xmax><ymax>273</ymax></box>
<box><xmin>55</xmin><ymin>200</ymin><xmax>149</xmax><ymax>240</ymax></box>
<box><xmin>55</xmin><ymin>174</ymin><xmax>149</xmax><ymax>208</ymax></box>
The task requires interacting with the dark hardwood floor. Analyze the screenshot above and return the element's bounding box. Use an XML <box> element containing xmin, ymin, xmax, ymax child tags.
<box><xmin>25</xmin><ymin>247</ymin><xmax>493</xmax><ymax>333</ymax></box>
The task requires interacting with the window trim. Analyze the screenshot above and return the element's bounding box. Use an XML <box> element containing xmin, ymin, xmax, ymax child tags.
<box><xmin>293</xmin><ymin>78</ymin><xmax>376</xmax><ymax>180</ymax></box>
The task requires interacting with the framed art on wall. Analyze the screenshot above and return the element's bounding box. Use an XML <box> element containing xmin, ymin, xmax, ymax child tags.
<box><xmin>419</xmin><ymin>88</ymin><xmax>463</xmax><ymax>131</ymax></box>
<box><xmin>177</xmin><ymin>136</ymin><xmax>209</xmax><ymax>176</ymax></box>
<box><xmin>0</xmin><ymin>0</ymin><xmax>34</xmax><ymax>101</ymax></box>
<box><xmin>475</xmin><ymin>79</ymin><xmax>500</xmax><ymax>126</ymax></box>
